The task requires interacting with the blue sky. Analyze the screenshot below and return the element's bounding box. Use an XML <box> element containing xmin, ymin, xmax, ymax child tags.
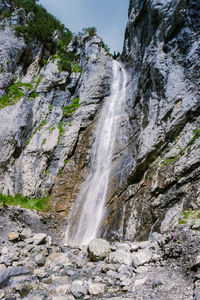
<box><xmin>39</xmin><ymin>0</ymin><xmax>129</xmax><ymax>54</ymax></box>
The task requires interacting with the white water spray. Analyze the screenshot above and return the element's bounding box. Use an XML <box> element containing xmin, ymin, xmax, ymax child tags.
<box><xmin>65</xmin><ymin>61</ymin><xmax>127</xmax><ymax>246</ymax></box>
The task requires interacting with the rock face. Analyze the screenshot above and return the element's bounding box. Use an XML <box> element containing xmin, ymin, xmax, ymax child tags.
<box><xmin>100</xmin><ymin>0</ymin><xmax>200</xmax><ymax>241</ymax></box>
<box><xmin>0</xmin><ymin>0</ymin><xmax>112</xmax><ymax>203</ymax></box>
<box><xmin>0</xmin><ymin>0</ymin><xmax>199</xmax><ymax>254</ymax></box>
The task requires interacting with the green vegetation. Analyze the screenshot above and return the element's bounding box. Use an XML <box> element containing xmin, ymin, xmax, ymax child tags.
<box><xmin>34</xmin><ymin>74</ymin><xmax>44</xmax><ymax>85</ymax></box>
<box><xmin>0</xmin><ymin>10</ymin><xmax>12</xmax><ymax>18</ymax></box>
<box><xmin>58</xmin><ymin>122</ymin><xmax>65</xmax><ymax>144</ymax></box>
<box><xmin>0</xmin><ymin>81</ymin><xmax>24</xmax><ymax>108</ymax></box>
<box><xmin>25</xmin><ymin>119</ymin><xmax>47</xmax><ymax>146</ymax></box>
<box><xmin>48</xmin><ymin>125</ymin><xmax>55</xmax><ymax>133</ymax></box>
<box><xmin>42</xmin><ymin>138</ymin><xmax>47</xmax><ymax>146</ymax></box>
<box><xmin>64</xmin><ymin>158</ymin><xmax>69</xmax><ymax>165</ymax></box>
<box><xmin>72</xmin><ymin>63</ymin><xmax>81</xmax><ymax>73</ymax></box>
<box><xmin>14</xmin><ymin>0</ymin><xmax>72</xmax><ymax>52</ymax></box>
<box><xmin>48</xmin><ymin>104</ymin><xmax>54</xmax><ymax>113</ymax></box>
<box><xmin>82</xmin><ymin>27</ymin><xmax>97</xmax><ymax>38</ymax></box>
<box><xmin>178</xmin><ymin>210</ymin><xmax>200</xmax><ymax>225</ymax></box>
<box><xmin>63</xmin><ymin>97</ymin><xmax>80</xmax><ymax>117</ymax></box>
<box><xmin>148</xmin><ymin>172</ymin><xmax>154</xmax><ymax>180</ymax></box>
<box><xmin>0</xmin><ymin>80</ymin><xmax>36</xmax><ymax>108</ymax></box>
<box><xmin>178</xmin><ymin>218</ymin><xmax>187</xmax><ymax>224</ymax></box>
<box><xmin>189</xmin><ymin>127</ymin><xmax>200</xmax><ymax>145</ymax></box>
<box><xmin>55</xmin><ymin>41</ymin><xmax>80</xmax><ymax>73</ymax></box>
<box><xmin>100</xmin><ymin>41</ymin><xmax>111</xmax><ymax>55</ymax></box>
<box><xmin>0</xmin><ymin>193</ymin><xmax>50</xmax><ymax>212</ymax></box>
<box><xmin>35</xmin><ymin>119</ymin><xmax>47</xmax><ymax>133</ymax></box>
<box><xmin>160</xmin><ymin>154</ymin><xmax>179</xmax><ymax>169</ymax></box>
<box><xmin>28</xmin><ymin>91</ymin><xmax>38</xmax><ymax>100</ymax></box>
<box><xmin>57</xmin><ymin>167</ymin><xmax>62</xmax><ymax>176</ymax></box>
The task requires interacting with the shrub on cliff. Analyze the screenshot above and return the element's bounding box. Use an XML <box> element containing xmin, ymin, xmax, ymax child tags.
<box><xmin>14</xmin><ymin>0</ymin><xmax>72</xmax><ymax>52</ymax></box>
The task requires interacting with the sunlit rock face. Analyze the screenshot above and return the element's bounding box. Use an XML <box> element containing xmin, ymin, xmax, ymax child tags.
<box><xmin>0</xmin><ymin>0</ymin><xmax>200</xmax><ymax>245</ymax></box>
<box><xmin>101</xmin><ymin>0</ymin><xmax>200</xmax><ymax>241</ymax></box>
<box><xmin>0</xmin><ymin>0</ymin><xmax>113</xmax><ymax>201</ymax></box>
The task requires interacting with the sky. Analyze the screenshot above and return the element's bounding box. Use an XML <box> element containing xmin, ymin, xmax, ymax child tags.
<box><xmin>39</xmin><ymin>0</ymin><xmax>129</xmax><ymax>54</ymax></box>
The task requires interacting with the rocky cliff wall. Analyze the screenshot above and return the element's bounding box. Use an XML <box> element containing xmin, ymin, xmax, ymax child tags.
<box><xmin>0</xmin><ymin>0</ymin><xmax>113</xmax><ymax>204</ymax></box>
<box><xmin>0</xmin><ymin>0</ymin><xmax>199</xmax><ymax>245</ymax></box>
<box><xmin>102</xmin><ymin>0</ymin><xmax>200</xmax><ymax>241</ymax></box>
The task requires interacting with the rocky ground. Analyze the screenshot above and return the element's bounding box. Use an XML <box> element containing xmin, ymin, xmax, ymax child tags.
<box><xmin>0</xmin><ymin>205</ymin><xmax>200</xmax><ymax>300</ymax></box>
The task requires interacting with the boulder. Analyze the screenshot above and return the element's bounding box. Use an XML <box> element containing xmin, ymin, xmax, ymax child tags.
<box><xmin>8</xmin><ymin>232</ymin><xmax>19</xmax><ymax>242</ymax></box>
<box><xmin>108</xmin><ymin>250</ymin><xmax>132</xmax><ymax>266</ymax></box>
<box><xmin>88</xmin><ymin>282</ymin><xmax>105</xmax><ymax>295</ymax></box>
<box><xmin>88</xmin><ymin>239</ymin><xmax>111</xmax><ymax>261</ymax></box>
<box><xmin>70</xmin><ymin>280</ymin><xmax>87</xmax><ymax>298</ymax></box>
<box><xmin>132</xmin><ymin>250</ymin><xmax>152</xmax><ymax>268</ymax></box>
<box><xmin>34</xmin><ymin>254</ymin><xmax>46</xmax><ymax>267</ymax></box>
<box><xmin>32</xmin><ymin>233</ymin><xmax>47</xmax><ymax>245</ymax></box>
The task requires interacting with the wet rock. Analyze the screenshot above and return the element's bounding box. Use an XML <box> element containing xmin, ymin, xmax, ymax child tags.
<box><xmin>88</xmin><ymin>239</ymin><xmax>111</xmax><ymax>262</ymax></box>
<box><xmin>88</xmin><ymin>282</ymin><xmax>105</xmax><ymax>295</ymax></box>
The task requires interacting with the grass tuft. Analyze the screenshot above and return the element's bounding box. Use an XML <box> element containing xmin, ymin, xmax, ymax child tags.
<box><xmin>0</xmin><ymin>193</ymin><xmax>50</xmax><ymax>212</ymax></box>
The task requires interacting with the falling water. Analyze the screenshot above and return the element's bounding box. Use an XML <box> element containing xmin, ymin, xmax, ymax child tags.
<box><xmin>65</xmin><ymin>60</ymin><xmax>127</xmax><ymax>246</ymax></box>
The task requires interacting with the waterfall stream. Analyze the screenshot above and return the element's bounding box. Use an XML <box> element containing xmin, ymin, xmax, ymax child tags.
<box><xmin>65</xmin><ymin>60</ymin><xmax>127</xmax><ymax>246</ymax></box>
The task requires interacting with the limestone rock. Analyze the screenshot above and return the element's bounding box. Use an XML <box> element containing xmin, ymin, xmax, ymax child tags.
<box><xmin>88</xmin><ymin>239</ymin><xmax>111</xmax><ymax>262</ymax></box>
<box><xmin>70</xmin><ymin>280</ymin><xmax>87</xmax><ymax>298</ymax></box>
<box><xmin>8</xmin><ymin>232</ymin><xmax>19</xmax><ymax>242</ymax></box>
<box><xmin>108</xmin><ymin>250</ymin><xmax>132</xmax><ymax>266</ymax></box>
<box><xmin>34</xmin><ymin>254</ymin><xmax>46</xmax><ymax>267</ymax></box>
<box><xmin>88</xmin><ymin>282</ymin><xmax>105</xmax><ymax>295</ymax></box>
<box><xmin>32</xmin><ymin>233</ymin><xmax>47</xmax><ymax>245</ymax></box>
<box><xmin>132</xmin><ymin>250</ymin><xmax>153</xmax><ymax>268</ymax></box>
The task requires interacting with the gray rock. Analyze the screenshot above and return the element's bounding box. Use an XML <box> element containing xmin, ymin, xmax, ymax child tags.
<box><xmin>8</xmin><ymin>231</ymin><xmax>19</xmax><ymax>242</ymax></box>
<box><xmin>34</xmin><ymin>254</ymin><xmax>46</xmax><ymax>266</ymax></box>
<box><xmin>192</xmin><ymin>220</ymin><xmax>200</xmax><ymax>230</ymax></box>
<box><xmin>194</xmin><ymin>289</ymin><xmax>200</xmax><ymax>300</ymax></box>
<box><xmin>20</xmin><ymin>228</ymin><xmax>32</xmax><ymax>240</ymax></box>
<box><xmin>32</xmin><ymin>233</ymin><xmax>47</xmax><ymax>245</ymax></box>
<box><xmin>152</xmin><ymin>278</ymin><xmax>164</xmax><ymax>288</ymax></box>
<box><xmin>70</xmin><ymin>280</ymin><xmax>87</xmax><ymax>298</ymax></box>
<box><xmin>132</xmin><ymin>250</ymin><xmax>152</xmax><ymax>268</ymax></box>
<box><xmin>88</xmin><ymin>239</ymin><xmax>111</xmax><ymax>262</ymax></box>
<box><xmin>109</xmin><ymin>250</ymin><xmax>132</xmax><ymax>266</ymax></box>
<box><xmin>51</xmin><ymin>297</ymin><xmax>75</xmax><ymax>300</ymax></box>
<box><xmin>88</xmin><ymin>282</ymin><xmax>105</xmax><ymax>295</ymax></box>
<box><xmin>0</xmin><ymin>266</ymin><xmax>30</xmax><ymax>288</ymax></box>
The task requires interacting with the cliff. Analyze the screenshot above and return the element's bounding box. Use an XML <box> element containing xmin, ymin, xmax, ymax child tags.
<box><xmin>0</xmin><ymin>0</ymin><xmax>112</xmax><ymax>205</ymax></box>
<box><xmin>0</xmin><ymin>0</ymin><xmax>200</xmax><ymax>299</ymax></box>
<box><xmin>101</xmin><ymin>0</ymin><xmax>200</xmax><ymax>241</ymax></box>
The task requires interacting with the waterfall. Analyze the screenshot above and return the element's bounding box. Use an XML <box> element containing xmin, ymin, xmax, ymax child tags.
<box><xmin>65</xmin><ymin>60</ymin><xmax>127</xmax><ymax>246</ymax></box>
